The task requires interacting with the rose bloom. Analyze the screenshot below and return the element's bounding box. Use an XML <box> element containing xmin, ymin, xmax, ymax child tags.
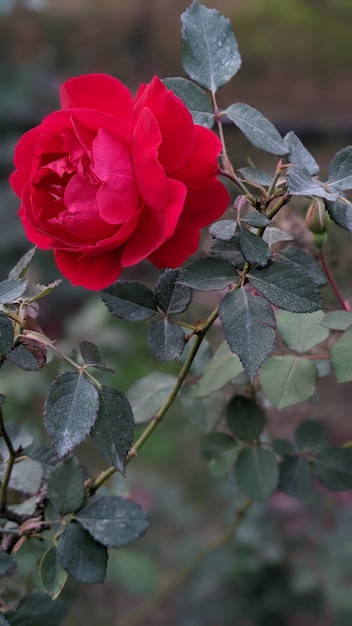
<box><xmin>10</xmin><ymin>75</ymin><xmax>229</xmax><ymax>289</ymax></box>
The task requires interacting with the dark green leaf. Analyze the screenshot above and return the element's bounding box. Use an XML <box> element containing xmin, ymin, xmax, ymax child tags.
<box><xmin>240</xmin><ymin>213</ymin><xmax>271</xmax><ymax>228</ymax></box>
<box><xmin>239</xmin><ymin>167</ymin><xmax>272</xmax><ymax>186</ymax></box>
<box><xmin>44</xmin><ymin>372</ymin><xmax>99</xmax><ymax>459</ymax></box>
<box><xmin>295</xmin><ymin>420</ymin><xmax>328</xmax><ymax>453</ymax></box>
<box><xmin>7</xmin><ymin>344</ymin><xmax>43</xmax><ymax>371</ymax></box>
<box><xmin>263</xmin><ymin>227</ymin><xmax>293</xmax><ymax>247</ymax></box>
<box><xmin>127</xmin><ymin>372</ymin><xmax>176</xmax><ymax>423</ymax></box>
<box><xmin>235</xmin><ymin>447</ymin><xmax>279</xmax><ymax>501</ymax></box>
<box><xmin>76</xmin><ymin>496</ymin><xmax>149</xmax><ymax>548</ymax></box>
<box><xmin>79</xmin><ymin>341</ymin><xmax>113</xmax><ymax>372</ymax></box>
<box><xmin>328</xmin><ymin>146</ymin><xmax>352</xmax><ymax>190</ymax></box>
<box><xmin>226</xmin><ymin>395</ymin><xmax>265</xmax><ymax>442</ymax></box>
<box><xmin>57</xmin><ymin>522</ymin><xmax>107</xmax><ymax>584</ymax></box>
<box><xmin>272</xmin><ymin>438</ymin><xmax>295</xmax><ymax>456</ymax></box>
<box><xmin>6</xmin><ymin>458</ymin><xmax>42</xmax><ymax>495</ymax></box>
<box><xmin>276</xmin><ymin>310</ymin><xmax>329</xmax><ymax>352</ymax></box>
<box><xmin>331</xmin><ymin>327</ymin><xmax>352</xmax><ymax>382</ymax></box>
<box><xmin>210</xmin><ymin>237</ymin><xmax>245</xmax><ymax>267</ymax></box>
<box><xmin>0</xmin><ymin>279</ymin><xmax>28</xmax><ymax>304</ymax></box>
<box><xmin>101</xmin><ymin>282</ymin><xmax>157</xmax><ymax>321</ymax></box>
<box><xmin>92</xmin><ymin>387</ymin><xmax>134</xmax><ymax>474</ymax></box>
<box><xmin>147</xmin><ymin>319</ymin><xmax>185</xmax><ymax>361</ymax></box>
<box><xmin>155</xmin><ymin>269</ymin><xmax>192</xmax><ymax>314</ymax></box>
<box><xmin>260</xmin><ymin>355</ymin><xmax>317</xmax><ymax>409</ymax></box>
<box><xmin>180</xmin><ymin>257</ymin><xmax>238</xmax><ymax>291</ymax></box>
<box><xmin>276</xmin><ymin>246</ymin><xmax>327</xmax><ymax>286</ymax></box>
<box><xmin>249</xmin><ymin>261</ymin><xmax>323</xmax><ymax>312</ymax></box>
<box><xmin>0</xmin><ymin>615</ymin><xmax>10</xmax><ymax>626</ymax></box>
<box><xmin>181</xmin><ymin>388</ymin><xmax>225</xmax><ymax>433</ymax></box>
<box><xmin>284</xmin><ymin>131</ymin><xmax>319</xmax><ymax>175</ymax></box>
<box><xmin>321</xmin><ymin>311</ymin><xmax>352</xmax><ymax>330</ymax></box>
<box><xmin>0</xmin><ymin>549</ymin><xmax>15</xmax><ymax>577</ymax></box>
<box><xmin>220</xmin><ymin>288</ymin><xmax>276</xmax><ymax>380</ymax></box>
<box><xmin>239</xmin><ymin>228</ymin><xmax>272</xmax><ymax>266</ymax></box>
<box><xmin>178</xmin><ymin>335</ymin><xmax>212</xmax><ymax>376</ymax></box>
<box><xmin>325</xmin><ymin>197</ymin><xmax>352</xmax><ymax>232</ymax></box>
<box><xmin>209</xmin><ymin>220</ymin><xmax>237</xmax><ymax>241</ymax></box>
<box><xmin>39</xmin><ymin>546</ymin><xmax>68</xmax><ymax>599</ymax></box>
<box><xmin>0</xmin><ymin>314</ymin><xmax>13</xmax><ymax>355</ymax></box>
<box><xmin>8</xmin><ymin>248</ymin><xmax>36</xmax><ymax>280</ymax></box>
<box><xmin>286</xmin><ymin>164</ymin><xmax>338</xmax><ymax>200</ymax></box>
<box><xmin>314</xmin><ymin>447</ymin><xmax>352</xmax><ymax>490</ymax></box>
<box><xmin>201</xmin><ymin>432</ymin><xmax>239</xmax><ymax>477</ymax></box>
<box><xmin>279</xmin><ymin>457</ymin><xmax>313</xmax><ymax>498</ymax></box>
<box><xmin>225</xmin><ymin>103</ymin><xmax>288</xmax><ymax>156</ymax></box>
<box><xmin>162</xmin><ymin>77</ymin><xmax>214</xmax><ymax>128</ymax></box>
<box><xmin>181</xmin><ymin>1</ymin><xmax>241</xmax><ymax>92</ymax></box>
<box><xmin>47</xmin><ymin>457</ymin><xmax>85</xmax><ymax>515</ymax></box>
<box><xmin>5</xmin><ymin>592</ymin><xmax>66</xmax><ymax>626</ymax></box>
<box><xmin>22</xmin><ymin>279</ymin><xmax>61</xmax><ymax>303</ymax></box>
<box><xmin>193</xmin><ymin>340</ymin><xmax>243</xmax><ymax>397</ymax></box>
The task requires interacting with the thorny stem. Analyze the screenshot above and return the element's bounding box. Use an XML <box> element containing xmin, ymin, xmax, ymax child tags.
<box><xmin>318</xmin><ymin>251</ymin><xmax>350</xmax><ymax>311</ymax></box>
<box><xmin>0</xmin><ymin>408</ymin><xmax>17</xmax><ymax>514</ymax></box>
<box><xmin>89</xmin><ymin>305</ymin><xmax>220</xmax><ymax>494</ymax></box>
<box><xmin>119</xmin><ymin>498</ymin><xmax>253</xmax><ymax>626</ymax></box>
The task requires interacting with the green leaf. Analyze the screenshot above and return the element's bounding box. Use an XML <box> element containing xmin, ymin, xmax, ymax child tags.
<box><xmin>0</xmin><ymin>549</ymin><xmax>15</xmax><ymax>577</ymax></box>
<box><xmin>226</xmin><ymin>395</ymin><xmax>265</xmax><ymax>442</ymax></box>
<box><xmin>210</xmin><ymin>237</ymin><xmax>245</xmax><ymax>267</ymax></box>
<box><xmin>101</xmin><ymin>281</ymin><xmax>157</xmax><ymax>321</ymax></box>
<box><xmin>21</xmin><ymin>279</ymin><xmax>61</xmax><ymax>303</ymax></box>
<box><xmin>276</xmin><ymin>310</ymin><xmax>329</xmax><ymax>352</ymax></box>
<box><xmin>47</xmin><ymin>457</ymin><xmax>85</xmax><ymax>515</ymax></box>
<box><xmin>260</xmin><ymin>355</ymin><xmax>317</xmax><ymax>409</ymax></box>
<box><xmin>328</xmin><ymin>146</ymin><xmax>352</xmax><ymax>191</ymax></box>
<box><xmin>295</xmin><ymin>419</ymin><xmax>328</xmax><ymax>453</ymax></box>
<box><xmin>76</xmin><ymin>496</ymin><xmax>149</xmax><ymax>548</ymax></box>
<box><xmin>6</xmin><ymin>458</ymin><xmax>42</xmax><ymax>495</ymax></box>
<box><xmin>155</xmin><ymin>268</ymin><xmax>192</xmax><ymax>314</ymax></box>
<box><xmin>79</xmin><ymin>341</ymin><xmax>113</xmax><ymax>372</ymax></box>
<box><xmin>331</xmin><ymin>327</ymin><xmax>352</xmax><ymax>382</ymax></box>
<box><xmin>272</xmin><ymin>438</ymin><xmax>295</xmax><ymax>456</ymax></box>
<box><xmin>193</xmin><ymin>340</ymin><xmax>244</xmax><ymax>397</ymax></box>
<box><xmin>44</xmin><ymin>372</ymin><xmax>99</xmax><ymax>459</ymax></box>
<box><xmin>57</xmin><ymin>522</ymin><xmax>107</xmax><ymax>584</ymax></box>
<box><xmin>276</xmin><ymin>246</ymin><xmax>327</xmax><ymax>287</ymax></box>
<box><xmin>284</xmin><ymin>131</ymin><xmax>319</xmax><ymax>175</ymax></box>
<box><xmin>239</xmin><ymin>167</ymin><xmax>272</xmax><ymax>187</ymax></box>
<box><xmin>39</xmin><ymin>546</ymin><xmax>68</xmax><ymax>599</ymax></box>
<box><xmin>314</xmin><ymin>447</ymin><xmax>352</xmax><ymax>490</ymax></box>
<box><xmin>279</xmin><ymin>457</ymin><xmax>313</xmax><ymax>498</ymax></box>
<box><xmin>263</xmin><ymin>227</ymin><xmax>293</xmax><ymax>247</ymax></box>
<box><xmin>249</xmin><ymin>261</ymin><xmax>323</xmax><ymax>312</ymax></box>
<box><xmin>162</xmin><ymin>77</ymin><xmax>214</xmax><ymax>128</ymax></box>
<box><xmin>239</xmin><ymin>228</ymin><xmax>272</xmax><ymax>266</ymax></box>
<box><xmin>0</xmin><ymin>614</ymin><xmax>10</xmax><ymax>626</ymax></box>
<box><xmin>201</xmin><ymin>432</ymin><xmax>239</xmax><ymax>477</ymax></box>
<box><xmin>286</xmin><ymin>164</ymin><xmax>338</xmax><ymax>200</ymax></box>
<box><xmin>209</xmin><ymin>220</ymin><xmax>237</xmax><ymax>241</ymax></box>
<box><xmin>180</xmin><ymin>257</ymin><xmax>238</xmax><ymax>291</ymax></box>
<box><xmin>240</xmin><ymin>213</ymin><xmax>271</xmax><ymax>228</ymax></box>
<box><xmin>8</xmin><ymin>248</ymin><xmax>36</xmax><ymax>280</ymax></box>
<box><xmin>225</xmin><ymin>103</ymin><xmax>288</xmax><ymax>156</ymax></box>
<box><xmin>235</xmin><ymin>447</ymin><xmax>279</xmax><ymax>501</ymax></box>
<box><xmin>181</xmin><ymin>1</ymin><xmax>241</xmax><ymax>92</ymax></box>
<box><xmin>178</xmin><ymin>335</ymin><xmax>212</xmax><ymax>376</ymax></box>
<box><xmin>0</xmin><ymin>313</ymin><xmax>13</xmax><ymax>355</ymax></box>
<box><xmin>325</xmin><ymin>197</ymin><xmax>352</xmax><ymax>232</ymax></box>
<box><xmin>148</xmin><ymin>319</ymin><xmax>185</xmax><ymax>361</ymax></box>
<box><xmin>127</xmin><ymin>372</ymin><xmax>176</xmax><ymax>423</ymax></box>
<box><xmin>0</xmin><ymin>279</ymin><xmax>28</xmax><ymax>304</ymax></box>
<box><xmin>321</xmin><ymin>311</ymin><xmax>352</xmax><ymax>330</ymax></box>
<box><xmin>220</xmin><ymin>288</ymin><xmax>276</xmax><ymax>380</ymax></box>
<box><xmin>7</xmin><ymin>344</ymin><xmax>43</xmax><ymax>371</ymax></box>
<box><xmin>92</xmin><ymin>387</ymin><xmax>134</xmax><ymax>474</ymax></box>
<box><xmin>181</xmin><ymin>388</ymin><xmax>225</xmax><ymax>433</ymax></box>
<box><xmin>5</xmin><ymin>592</ymin><xmax>66</xmax><ymax>626</ymax></box>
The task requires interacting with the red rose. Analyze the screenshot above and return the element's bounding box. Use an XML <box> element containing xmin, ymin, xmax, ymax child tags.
<box><xmin>10</xmin><ymin>74</ymin><xmax>229</xmax><ymax>289</ymax></box>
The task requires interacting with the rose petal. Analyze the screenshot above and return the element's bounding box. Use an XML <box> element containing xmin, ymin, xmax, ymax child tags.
<box><xmin>133</xmin><ymin>77</ymin><xmax>194</xmax><ymax>174</ymax></box>
<box><xmin>60</xmin><ymin>74</ymin><xmax>133</xmax><ymax>127</ymax></box>
<box><xmin>62</xmin><ymin>175</ymin><xmax>115</xmax><ymax>242</ymax></box>
<box><xmin>148</xmin><ymin>225</ymin><xmax>200</xmax><ymax>269</ymax></box>
<box><xmin>54</xmin><ymin>248</ymin><xmax>123</xmax><ymax>290</ymax></box>
<box><xmin>174</xmin><ymin>126</ymin><xmax>222</xmax><ymax>189</ymax></box>
<box><xmin>178</xmin><ymin>180</ymin><xmax>230</xmax><ymax>230</ymax></box>
<box><xmin>132</xmin><ymin>107</ymin><xmax>168</xmax><ymax>210</ymax></box>
<box><xmin>120</xmin><ymin>206</ymin><xmax>167</xmax><ymax>267</ymax></box>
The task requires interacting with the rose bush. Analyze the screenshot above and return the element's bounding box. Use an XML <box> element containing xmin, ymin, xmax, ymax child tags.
<box><xmin>10</xmin><ymin>74</ymin><xmax>229</xmax><ymax>289</ymax></box>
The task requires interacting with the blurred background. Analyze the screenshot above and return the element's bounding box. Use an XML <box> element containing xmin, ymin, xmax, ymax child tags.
<box><xmin>2</xmin><ymin>1</ymin><xmax>352</xmax><ymax>624</ymax></box>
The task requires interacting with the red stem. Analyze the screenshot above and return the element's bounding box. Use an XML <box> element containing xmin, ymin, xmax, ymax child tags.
<box><xmin>319</xmin><ymin>251</ymin><xmax>350</xmax><ymax>311</ymax></box>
